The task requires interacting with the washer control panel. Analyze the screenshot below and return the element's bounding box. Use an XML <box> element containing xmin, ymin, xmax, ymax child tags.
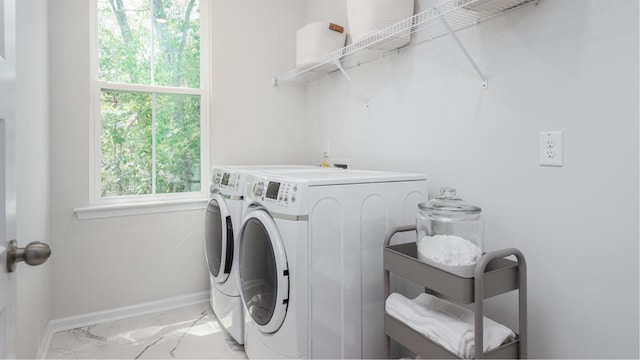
<box><xmin>210</xmin><ymin>168</ymin><xmax>243</xmax><ymax>195</ymax></box>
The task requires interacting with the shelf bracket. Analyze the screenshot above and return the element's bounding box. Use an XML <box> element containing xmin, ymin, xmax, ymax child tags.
<box><xmin>334</xmin><ymin>61</ymin><xmax>371</xmax><ymax>104</ymax></box>
<box><xmin>438</xmin><ymin>12</ymin><xmax>488</xmax><ymax>89</ymax></box>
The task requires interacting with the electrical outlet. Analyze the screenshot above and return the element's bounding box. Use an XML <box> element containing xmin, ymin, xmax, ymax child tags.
<box><xmin>539</xmin><ymin>131</ymin><xmax>563</xmax><ymax>166</ymax></box>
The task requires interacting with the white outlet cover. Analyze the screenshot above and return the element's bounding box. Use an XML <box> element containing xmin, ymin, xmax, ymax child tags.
<box><xmin>539</xmin><ymin>131</ymin><xmax>563</xmax><ymax>166</ymax></box>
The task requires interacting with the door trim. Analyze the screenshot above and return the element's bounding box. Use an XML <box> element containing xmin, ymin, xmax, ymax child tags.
<box><xmin>238</xmin><ymin>208</ymin><xmax>289</xmax><ymax>334</ymax></box>
<box><xmin>205</xmin><ymin>194</ymin><xmax>233</xmax><ymax>283</ymax></box>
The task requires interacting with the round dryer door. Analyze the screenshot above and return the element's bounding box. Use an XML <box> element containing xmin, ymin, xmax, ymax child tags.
<box><xmin>238</xmin><ymin>208</ymin><xmax>289</xmax><ymax>334</ymax></box>
<box><xmin>205</xmin><ymin>194</ymin><xmax>234</xmax><ymax>283</ymax></box>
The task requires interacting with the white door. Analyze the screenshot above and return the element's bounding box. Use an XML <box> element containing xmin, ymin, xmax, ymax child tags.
<box><xmin>0</xmin><ymin>0</ymin><xmax>16</xmax><ymax>357</ymax></box>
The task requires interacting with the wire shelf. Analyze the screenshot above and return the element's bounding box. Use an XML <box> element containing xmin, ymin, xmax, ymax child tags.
<box><xmin>273</xmin><ymin>0</ymin><xmax>538</xmax><ymax>85</ymax></box>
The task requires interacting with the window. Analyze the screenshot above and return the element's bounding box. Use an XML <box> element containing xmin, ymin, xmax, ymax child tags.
<box><xmin>92</xmin><ymin>0</ymin><xmax>209</xmax><ymax>202</ymax></box>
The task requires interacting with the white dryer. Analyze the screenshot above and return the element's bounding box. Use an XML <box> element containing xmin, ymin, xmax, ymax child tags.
<box><xmin>205</xmin><ymin>165</ymin><xmax>315</xmax><ymax>345</ymax></box>
<box><xmin>237</xmin><ymin>169</ymin><xmax>427</xmax><ymax>359</ymax></box>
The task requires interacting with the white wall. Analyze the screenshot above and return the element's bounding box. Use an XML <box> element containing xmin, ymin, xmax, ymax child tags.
<box><xmin>15</xmin><ymin>0</ymin><xmax>51</xmax><ymax>357</ymax></box>
<box><xmin>47</xmin><ymin>0</ymin><xmax>209</xmax><ymax>319</ymax></box>
<box><xmin>44</xmin><ymin>0</ymin><xmax>638</xmax><ymax>356</ymax></box>
<box><xmin>211</xmin><ymin>1</ymin><xmax>310</xmax><ymax>165</ymax></box>
<box><xmin>305</xmin><ymin>0</ymin><xmax>639</xmax><ymax>358</ymax></box>
<box><xmin>48</xmin><ymin>0</ymin><xmax>309</xmax><ymax>319</ymax></box>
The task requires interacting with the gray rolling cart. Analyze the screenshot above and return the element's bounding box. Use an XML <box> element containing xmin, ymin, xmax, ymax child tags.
<box><xmin>383</xmin><ymin>225</ymin><xmax>528</xmax><ymax>359</ymax></box>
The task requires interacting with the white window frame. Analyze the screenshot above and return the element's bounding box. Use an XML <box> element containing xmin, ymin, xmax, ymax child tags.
<box><xmin>79</xmin><ymin>0</ymin><xmax>211</xmax><ymax>218</ymax></box>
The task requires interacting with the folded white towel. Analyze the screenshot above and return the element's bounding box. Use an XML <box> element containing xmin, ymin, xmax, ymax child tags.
<box><xmin>385</xmin><ymin>293</ymin><xmax>515</xmax><ymax>358</ymax></box>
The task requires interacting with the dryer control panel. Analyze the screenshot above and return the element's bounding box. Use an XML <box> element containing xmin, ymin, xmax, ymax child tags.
<box><xmin>264</xmin><ymin>181</ymin><xmax>298</xmax><ymax>204</ymax></box>
<box><xmin>245</xmin><ymin>174</ymin><xmax>306</xmax><ymax>215</ymax></box>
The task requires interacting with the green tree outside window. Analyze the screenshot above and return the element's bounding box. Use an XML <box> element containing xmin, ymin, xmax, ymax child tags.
<box><xmin>98</xmin><ymin>0</ymin><xmax>202</xmax><ymax>197</ymax></box>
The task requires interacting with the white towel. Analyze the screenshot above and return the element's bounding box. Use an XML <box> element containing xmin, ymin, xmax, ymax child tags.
<box><xmin>385</xmin><ymin>292</ymin><xmax>515</xmax><ymax>358</ymax></box>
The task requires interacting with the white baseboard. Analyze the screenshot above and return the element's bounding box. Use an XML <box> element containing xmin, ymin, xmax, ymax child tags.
<box><xmin>37</xmin><ymin>291</ymin><xmax>209</xmax><ymax>358</ymax></box>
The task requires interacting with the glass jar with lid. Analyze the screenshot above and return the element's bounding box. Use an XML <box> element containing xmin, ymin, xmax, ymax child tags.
<box><xmin>416</xmin><ymin>187</ymin><xmax>484</xmax><ymax>277</ymax></box>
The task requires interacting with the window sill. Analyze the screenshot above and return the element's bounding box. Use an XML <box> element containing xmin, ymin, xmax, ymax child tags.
<box><xmin>74</xmin><ymin>198</ymin><xmax>209</xmax><ymax>220</ymax></box>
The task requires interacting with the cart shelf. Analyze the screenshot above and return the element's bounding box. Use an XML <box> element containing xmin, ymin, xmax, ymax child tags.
<box><xmin>385</xmin><ymin>313</ymin><xmax>520</xmax><ymax>359</ymax></box>
<box><xmin>383</xmin><ymin>224</ymin><xmax>527</xmax><ymax>359</ymax></box>
<box><xmin>385</xmin><ymin>242</ymin><xmax>519</xmax><ymax>304</ymax></box>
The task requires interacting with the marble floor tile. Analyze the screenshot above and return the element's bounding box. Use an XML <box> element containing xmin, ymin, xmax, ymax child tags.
<box><xmin>45</xmin><ymin>303</ymin><xmax>246</xmax><ymax>359</ymax></box>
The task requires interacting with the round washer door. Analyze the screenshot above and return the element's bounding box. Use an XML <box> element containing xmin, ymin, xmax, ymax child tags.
<box><xmin>204</xmin><ymin>193</ymin><xmax>234</xmax><ymax>283</ymax></box>
<box><xmin>238</xmin><ymin>208</ymin><xmax>289</xmax><ymax>334</ymax></box>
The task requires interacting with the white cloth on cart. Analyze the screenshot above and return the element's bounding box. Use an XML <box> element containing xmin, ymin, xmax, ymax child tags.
<box><xmin>385</xmin><ymin>292</ymin><xmax>515</xmax><ymax>358</ymax></box>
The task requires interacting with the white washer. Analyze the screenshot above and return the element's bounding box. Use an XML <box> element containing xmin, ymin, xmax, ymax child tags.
<box><xmin>237</xmin><ymin>169</ymin><xmax>427</xmax><ymax>359</ymax></box>
<box><xmin>205</xmin><ymin>165</ymin><xmax>315</xmax><ymax>345</ymax></box>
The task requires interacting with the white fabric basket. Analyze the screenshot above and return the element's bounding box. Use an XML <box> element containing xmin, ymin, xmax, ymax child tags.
<box><xmin>296</xmin><ymin>22</ymin><xmax>347</xmax><ymax>67</ymax></box>
<box><xmin>347</xmin><ymin>0</ymin><xmax>414</xmax><ymax>51</ymax></box>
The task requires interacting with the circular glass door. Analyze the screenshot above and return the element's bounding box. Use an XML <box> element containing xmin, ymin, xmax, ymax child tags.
<box><xmin>238</xmin><ymin>208</ymin><xmax>289</xmax><ymax>334</ymax></box>
<box><xmin>205</xmin><ymin>194</ymin><xmax>234</xmax><ymax>283</ymax></box>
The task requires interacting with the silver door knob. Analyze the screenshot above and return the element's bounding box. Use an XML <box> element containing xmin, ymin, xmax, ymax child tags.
<box><xmin>6</xmin><ymin>240</ymin><xmax>51</xmax><ymax>272</ymax></box>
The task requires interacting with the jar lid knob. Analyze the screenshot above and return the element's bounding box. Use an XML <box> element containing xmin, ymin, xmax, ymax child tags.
<box><xmin>440</xmin><ymin>187</ymin><xmax>457</xmax><ymax>198</ymax></box>
<box><xmin>421</xmin><ymin>187</ymin><xmax>481</xmax><ymax>215</ymax></box>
